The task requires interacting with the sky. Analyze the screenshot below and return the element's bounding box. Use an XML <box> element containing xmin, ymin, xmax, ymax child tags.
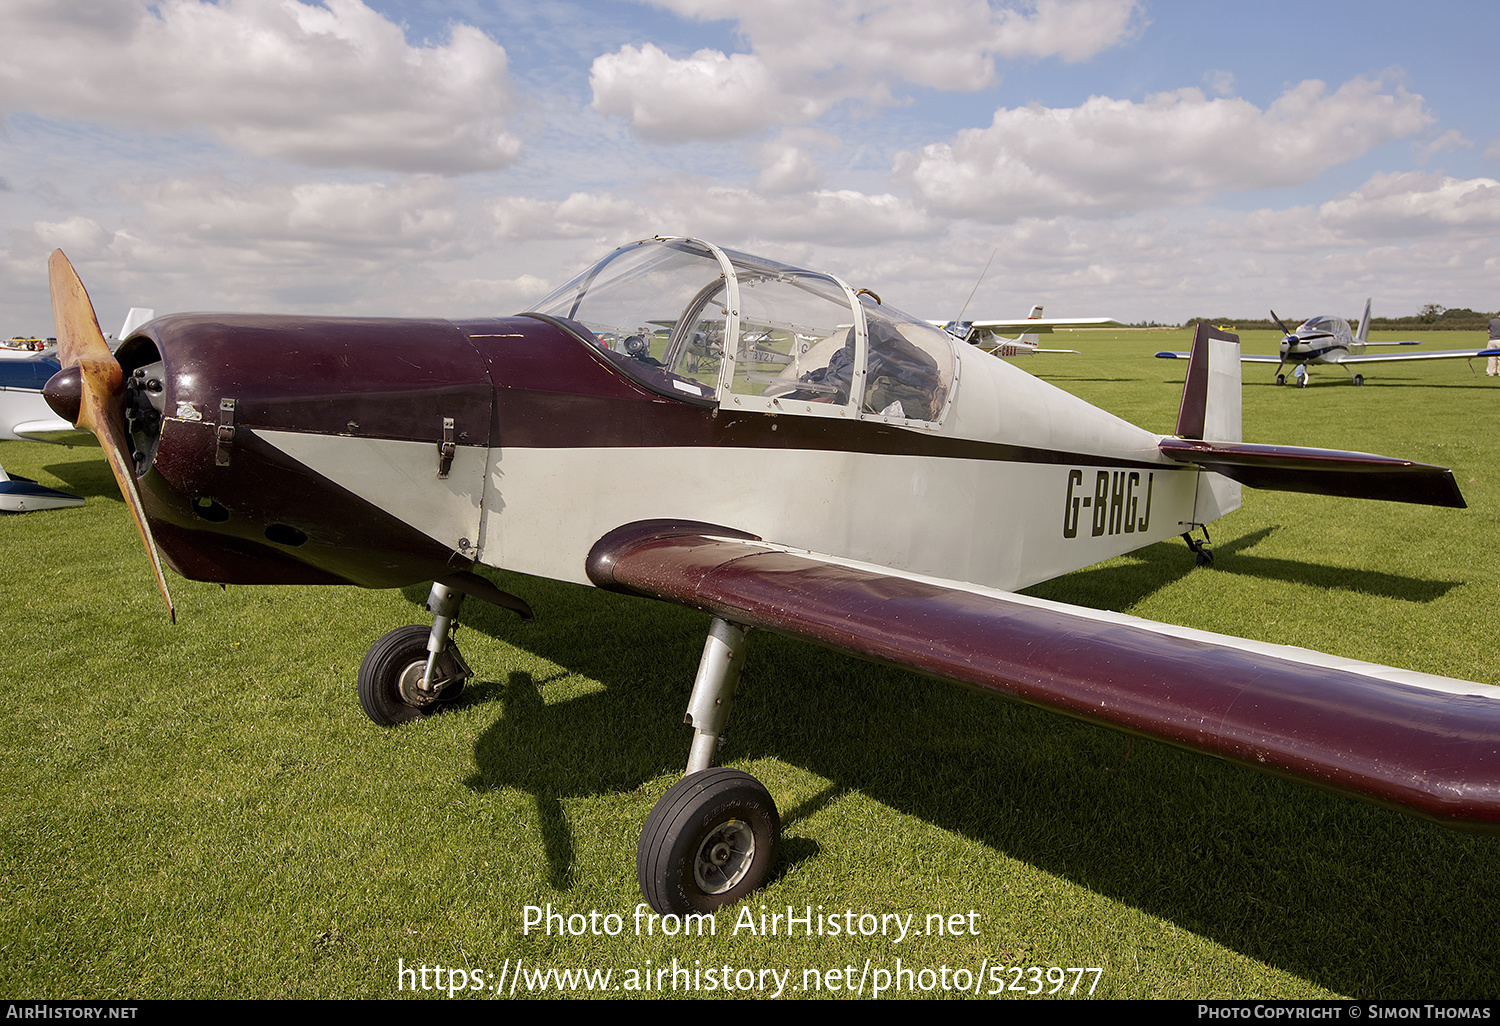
<box><xmin>3</xmin><ymin>0</ymin><xmax>1499</xmax><ymax>333</ymax></box>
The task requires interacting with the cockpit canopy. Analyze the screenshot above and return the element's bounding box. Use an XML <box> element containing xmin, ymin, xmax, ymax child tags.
<box><xmin>1296</xmin><ymin>315</ymin><xmax>1347</xmax><ymax>337</ymax></box>
<box><xmin>528</xmin><ymin>237</ymin><xmax>957</xmax><ymax>425</ymax></box>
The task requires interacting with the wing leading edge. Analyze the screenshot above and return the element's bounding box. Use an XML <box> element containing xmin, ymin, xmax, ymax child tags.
<box><xmin>588</xmin><ymin>520</ymin><xmax>1500</xmax><ymax>833</ymax></box>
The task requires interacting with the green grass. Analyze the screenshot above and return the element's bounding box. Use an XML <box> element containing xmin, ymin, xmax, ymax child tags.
<box><xmin>2</xmin><ymin>330</ymin><xmax>1498</xmax><ymax>999</ymax></box>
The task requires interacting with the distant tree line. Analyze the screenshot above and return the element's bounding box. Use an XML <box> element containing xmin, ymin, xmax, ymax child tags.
<box><xmin>1183</xmin><ymin>305</ymin><xmax>1498</xmax><ymax>331</ymax></box>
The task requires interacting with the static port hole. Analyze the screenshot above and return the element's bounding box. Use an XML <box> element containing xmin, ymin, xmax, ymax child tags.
<box><xmin>191</xmin><ymin>497</ymin><xmax>229</xmax><ymax>522</ymax></box>
<box><xmin>265</xmin><ymin>523</ymin><xmax>308</xmax><ymax>547</ymax></box>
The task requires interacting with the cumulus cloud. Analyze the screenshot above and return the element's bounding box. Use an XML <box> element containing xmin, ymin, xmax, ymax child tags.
<box><xmin>489</xmin><ymin>192</ymin><xmax>654</xmax><ymax>240</ymax></box>
<box><xmin>0</xmin><ymin>0</ymin><xmax>520</xmax><ymax>173</ymax></box>
<box><xmin>754</xmin><ymin>129</ymin><xmax>842</xmax><ymax>192</ymax></box>
<box><xmin>1316</xmin><ymin>172</ymin><xmax>1500</xmax><ymax>239</ymax></box>
<box><xmin>591</xmin><ymin>43</ymin><xmax>819</xmax><ymax>141</ymax></box>
<box><xmin>894</xmin><ymin>77</ymin><xmax>1432</xmax><ymax>221</ymax></box>
<box><xmin>1412</xmin><ymin>129</ymin><xmax>1473</xmax><ymax>165</ymax></box>
<box><xmin>122</xmin><ymin>175</ymin><xmax>466</xmax><ymax>257</ymax></box>
<box><xmin>487</xmin><ymin>184</ymin><xmax>932</xmax><ymax>249</ymax></box>
<box><xmin>592</xmin><ymin>0</ymin><xmax>1144</xmax><ymax>140</ymax></box>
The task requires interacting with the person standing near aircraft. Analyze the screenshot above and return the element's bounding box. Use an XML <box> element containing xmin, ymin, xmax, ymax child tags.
<box><xmin>1488</xmin><ymin>314</ymin><xmax>1500</xmax><ymax>376</ymax></box>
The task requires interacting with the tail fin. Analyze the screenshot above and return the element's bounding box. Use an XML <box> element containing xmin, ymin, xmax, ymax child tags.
<box><xmin>1356</xmin><ymin>298</ymin><xmax>1371</xmax><ymax>344</ymax></box>
<box><xmin>118</xmin><ymin>307</ymin><xmax>155</xmax><ymax>340</ymax></box>
<box><xmin>1026</xmin><ymin>304</ymin><xmax>1044</xmax><ymax>319</ymax></box>
<box><xmin>1174</xmin><ymin>324</ymin><xmax>1243</xmax><ymax>524</ymax></box>
<box><xmin>1175</xmin><ymin>323</ymin><xmax>1242</xmax><ymax>443</ymax></box>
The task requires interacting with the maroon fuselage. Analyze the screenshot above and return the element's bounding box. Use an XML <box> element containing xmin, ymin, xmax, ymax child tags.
<box><xmin>124</xmin><ymin>312</ymin><xmax>1165</xmax><ymax>591</ymax></box>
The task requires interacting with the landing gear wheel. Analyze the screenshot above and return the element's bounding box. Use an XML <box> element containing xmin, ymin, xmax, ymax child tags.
<box><xmin>1353</xmin><ymin>374</ymin><xmax>1364</xmax><ymax>386</ymax></box>
<box><xmin>1276</xmin><ymin>374</ymin><xmax>1286</xmax><ymax>386</ymax></box>
<box><xmin>1297</xmin><ymin>375</ymin><xmax>1308</xmax><ymax>388</ymax></box>
<box><xmin>1182</xmin><ymin>531</ymin><xmax>1213</xmax><ymax>568</ymax></box>
<box><xmin>357</xmin><ymin>624</ymin><xmax>465</xmax><ymax>727</ymax></box>
<box><xmin>637</xmin><ymin>767</ymin><xmax>780</xmax><ymax>915</ymax></box>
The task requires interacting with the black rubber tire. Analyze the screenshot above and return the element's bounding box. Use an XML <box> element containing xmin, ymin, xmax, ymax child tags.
<box><xmin>357</xmin><ymin>624</ymin><xmax>435</xmax><ymax>727</ymax></box>
<box><xmin>1276</xmin><ymin>374</ymin><xmax>1285</xmax><ymax>386</ymax></box>
<box><xmin>637</xmin><ymin>768</ymin><xmax>780</xmax><ymax>915</ymax></box>
<box><xmin>1353</xmin><ymin>374</ymin><xmax>1364</xmax><ymax>386</ymax></box>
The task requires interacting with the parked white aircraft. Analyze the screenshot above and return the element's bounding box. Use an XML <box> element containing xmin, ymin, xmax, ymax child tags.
<box><xmin>939</xmin><ymin>306</ymin><xmax>1122</xmax><ymax>356</ymax></box>
<box><xmin>1158</xmin><ymin>300</ymin><xmax>1500</xmax><ymax>387</ymax></box>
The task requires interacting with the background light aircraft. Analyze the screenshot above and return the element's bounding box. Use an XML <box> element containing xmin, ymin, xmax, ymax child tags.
<box><xmin>939</xmin><ymin>305</ymin><xmax>1122</xmax><ymax>356</ymax></box>
<box><xmin>0</xmin><ymin>308</ymin><xmax>152</xmax><ymax>511</ymax></box>
<box><xmin>1158</xmin><ymin>299</ymin><xmax>1500</xmax><ymax>386</ymax></box>
<box><xmin>39</xmin><ymin>240</ymin><xmax>1497</xmax><ymax>918</ymax></box>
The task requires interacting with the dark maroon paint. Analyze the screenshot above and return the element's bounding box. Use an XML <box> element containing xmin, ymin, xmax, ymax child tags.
<box><xmin>1159</xmin><ymin>437</ymin><xmax>1465</xmax><ymax>507</ymax></box>
<box><xmin>590</xmin><ymin>521</ymin><xmax>1500</xmax><ymax>832</ymax></box>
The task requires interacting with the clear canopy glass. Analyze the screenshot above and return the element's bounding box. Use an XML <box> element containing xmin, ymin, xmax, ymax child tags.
<box><xmin>528</xmin><ymin>237</ymin><xmax>956</xmax><ymax>424</ymax></box>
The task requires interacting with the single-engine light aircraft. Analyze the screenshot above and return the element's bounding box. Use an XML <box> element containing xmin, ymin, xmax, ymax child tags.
<box><xmin>1158</xmin><ymin>299</ymin><xmax>1500</xmax><ymax>386</ymax></box>
<box><xmin>40</xmin><ymin>239</ymin><xmax>1500</xmax><ymax>917</ymax></box>
<box><xmin>940</xmin><ymin>305</ymin><xmax>1121</xmax><ymax>356</ymax></box>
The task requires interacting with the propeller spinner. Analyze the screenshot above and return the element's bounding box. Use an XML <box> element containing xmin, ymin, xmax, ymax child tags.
<box><xmin>43</xmin><ymin>250</ymin><xmax>176</xmax><ymax>622</ymax></box>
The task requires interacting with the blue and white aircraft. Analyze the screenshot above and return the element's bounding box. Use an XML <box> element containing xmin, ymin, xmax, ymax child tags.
<box><xmin>1159</xmin><ymin>299</ymin><xmax>1500</xmax><ymax>387</ymax></box>
<box><xmin>0</xmin><ymin>307</ymin><xmax>153</xmax><ymax>511</ymax></box>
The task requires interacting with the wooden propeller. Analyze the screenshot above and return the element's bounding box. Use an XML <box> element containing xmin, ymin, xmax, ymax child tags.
<box><xmin>45</xmin><ymin>249</ymin><xmax>176</xmax><ymax>622</ymax></box>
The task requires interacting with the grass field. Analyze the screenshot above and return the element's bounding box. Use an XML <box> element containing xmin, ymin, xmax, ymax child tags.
<box><xmin>2</xmin><ymin>327</ymin><xmax>1498</xmax><ymax>1000</ymax></box>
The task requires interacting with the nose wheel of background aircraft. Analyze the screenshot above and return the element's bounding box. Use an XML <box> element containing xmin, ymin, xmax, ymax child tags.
<box><xmin>637</xmin><ymin>768</ymin><xmax>780</xmax><ymax>915</ymax></box>
<box><xmin>1276</xmin><ymin>374</ymin><xmax>1286</xmax><ymax>386</ymax></box>
<box><xmin>1353</xmin><ymin>374</ymin><xmax>1364</xmax><ymax>386</ymax></box>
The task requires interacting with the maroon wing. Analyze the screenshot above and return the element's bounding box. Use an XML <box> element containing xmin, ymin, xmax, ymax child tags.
<box><xmin>588</xmin><ymin>520</ymin><xmax>1500</xmax><ymax>832</ymax></box>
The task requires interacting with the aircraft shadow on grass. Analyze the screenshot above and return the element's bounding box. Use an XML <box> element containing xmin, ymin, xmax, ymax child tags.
<box><xmin>1025</xmin><ymin>526</ymin><xmax>1459</xmax><ymax>610</ymax></box>
<box><xmin>41</xmin><ymin>453</ymin><xmax>121</xmax><ymax>500</ymax></box>
<box><xmin>423</xmin><ymin>549</ymin><xmax>1493</xmax><ymax>998</ymax></box>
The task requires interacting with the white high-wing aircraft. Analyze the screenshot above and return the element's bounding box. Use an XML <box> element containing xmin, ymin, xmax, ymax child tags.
<box><xmin>1158</xmin><ymin>300</ymin><xmax>1500</xmax><ymax>387</ymax></box>
<box><xmin>939</xmin><ymin>306</ymin><xmax>1122</xmax><ymax>356</ymax></box>
<box><xmin>0</xmin><ymin>307</ymin><xmax>152</xmax><ymax>511</ymax></box>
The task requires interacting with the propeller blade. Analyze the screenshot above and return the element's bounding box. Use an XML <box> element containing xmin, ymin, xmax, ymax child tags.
<box><xmin>47</xmin><ymin>250</ymin><xmax>176</xmax><ymax>623</ymax></box>
<box><xmin>1270</xmin><ymin>309</ymin><xmax>1295</xmax><ymax>340</ymax></box>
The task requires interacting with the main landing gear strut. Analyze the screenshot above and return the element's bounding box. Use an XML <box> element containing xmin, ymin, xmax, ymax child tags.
<box><xmin>637</xmin><ymin>618</ymin><xmax>780</xmax><ymax>915</ymax></box>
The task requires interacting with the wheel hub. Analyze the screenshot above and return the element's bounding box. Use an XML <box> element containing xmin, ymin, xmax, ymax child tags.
<box><xmin>693</xmin><ymin>819</ymin><xmax>755</xmax><ymax>894</ymax></box>
<box><xmin>396</xmin><ymin>658</ymin><xmax>439</xmax><ymax>707</ymax></box>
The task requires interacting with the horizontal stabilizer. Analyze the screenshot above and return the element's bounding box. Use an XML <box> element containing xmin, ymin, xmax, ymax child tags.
<box><xmin>1159</xmin><ymin>437</ymin><xmax>1465</xmax><ymax>508</ymax></box>
<box><xmin>0</xmin><ymin>465</ymin><xmax>84</xmax><ymax>512</ymax></box>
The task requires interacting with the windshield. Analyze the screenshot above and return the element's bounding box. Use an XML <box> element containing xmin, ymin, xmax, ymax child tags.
<box><xmin>527</xmin><ymin>237</ymin><xmax>956</xmax><ymax>424</ymax></box>
<box><xmin>1297</xmin><ymin>316</ymin><xmax>1340</xmax><ymax>334</ymax></box>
